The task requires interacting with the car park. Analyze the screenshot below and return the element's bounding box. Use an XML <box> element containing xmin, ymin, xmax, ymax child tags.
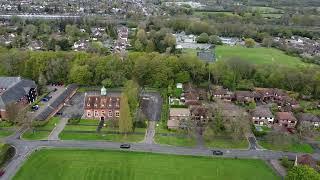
<box><xmin>120</xmin><ymin>144</ymin><xmax>131</xmax><ymax>149</ymax></box>
<box><xmin>212</xmin><ymin>150</ymin><xmax>223</xmax><ymax>156</ymax></box>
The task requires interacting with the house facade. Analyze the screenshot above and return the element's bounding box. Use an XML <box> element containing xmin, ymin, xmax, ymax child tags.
<box><xmin>167</xmin><ymin>108</ymin><xmax>190</xmax><ymax>129</ymax></box>
<box><xmin>84</xmin><ymin>87</ymin><xmax>120</xmax><ymax>120</ymax></box>
<box><xmin>0</xmin><ymin>77</ymin><xmax>37</xmax><ymax>119</ymax></box>
<box><xmin>251</xmin><ymin>106</ymin><xmax>274</xmax><ymax>126</ymax></box>
<box><xmin>212</xmin><ymin>86</ymin><xmax>233</xmax><ymax>101</ymax></box>
<box><xmin>276</xmin><ymin>112</ymin><xmax>297</xmax><ymax>128</ymax></box>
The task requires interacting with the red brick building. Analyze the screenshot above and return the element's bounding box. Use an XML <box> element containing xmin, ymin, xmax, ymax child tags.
<box><xmin>84</xmin><ymin>87</ymin><xmax>121</xmax><ymax>120</ymax></box>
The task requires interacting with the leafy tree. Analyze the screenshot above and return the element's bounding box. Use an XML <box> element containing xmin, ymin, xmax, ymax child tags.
<box><xmin>123</xmin><ymin>80</ymin><xmax>140</xmax><ymax>119</ymax></box>
<box><xmin>262</xmin><ymin>37</ymin><xmax>273</xmax><ymax>48</ymax></box>
<box><xmin>134</xmin><ymin>40</ymin><xmax>144</xmax><ymax>51</ymax></box>
<box><xmin>5</xmin><ymin>103</ymin><xmax>30</xmax><ymax>128</ymax></box>
<box><xmin>209</xmin><ymin>35</ymin><xmax>222</xmax><ymax>45</ymax></box>
<box><xmin>244</xmin><ymin>38</ymin><xmax>255</xmax><ymax>48</ymax></box>
<box><xmin>23</xmin><ymin>24</ymin><xmax>38</xmax><ymax>38</ymax></box>
<box><xmin>68</xmin><ymin>65</ymin><xmax>92</xmax><ymax>85</ymax></box>
<box><xmin>286</xmin><ymin>165</ymin><xmax>320</xmax><ymax>180</ymax></box>
<box><xmin>119</xmin><ymin>93</ymin><xmax>133</xmax><ymax>134</ymax></box>
<box><xmin>196</xmin><ymin>33</ymin><xmax>209</xmax><ymax>43</ymax></box>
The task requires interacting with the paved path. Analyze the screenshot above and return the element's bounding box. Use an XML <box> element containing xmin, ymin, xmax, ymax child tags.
<box><xmin>270</xmin><ymin>159</ymin><xmax>287</xmax><ymax>177</ymax></box>
<box><xmin>47</xmin><ymin>118</ymin><xmax>69</xmax><ymax>140</ymax></box>
<box><xmin>143</xmin><ymin>121</ymin><xmax>156</xmax><ymax>144</ymax></box>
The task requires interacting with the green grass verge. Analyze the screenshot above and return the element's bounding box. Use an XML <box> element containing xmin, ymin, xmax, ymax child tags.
<box><xmin>60</xmin><ymin>119</ymin><xmax>145</xmax><ymax>142</ymax></box>
<box><xmin>154</xmin><ymin>126</ymin><xmax>196</xmax><ymax>147</ymax></box>
<box><xmin>259</xmin><ymin>141</ymin><xmax>314</xmax><ymax>153</ymax></box>
<box><xmin>215</xmin><ymin>46</ymin><xmax>312</xmax><ymax>67</ymax></box>
<box><xmin>22</xmin><ymin>117</ymin><xmax>60</xmax><ymax>140</ymax></box>
<box><xmin>0</xmin><ymin>129</ymin><xmax>13</xmax><ymax>138</ymax></box>
<box><xmin>14</xmin><ymin>149</ymin><xmax>280</xmax><ymax>180</ymax></box>
<box><xmin>205</xmin><ymin>137</ymin><xmax>249</xmax><ymax>149</ymax></box>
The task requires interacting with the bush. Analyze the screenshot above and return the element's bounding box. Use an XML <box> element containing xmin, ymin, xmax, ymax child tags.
<box><xmin>281</xmin><ymin>156</ymin><xmax>294</xmax><ymax>169</ymax></box>
<box><xmin>0</xmin><ymin>120</ymin><xmax>13</xmax><ymax>127</ymax></box>
<box><xmin>68</xmin><ymin>118</ymin><xmax>80</xmax><ymax>125</ymax></box>
<box><xmin>170</xmin><ymin>104</ymin><xmax>188</xmax><ymax>108</ymax></box>
<box><xmin>0</xmin><ymin>144</ymin><xmax>15</xmax><ymax>167</ymax></box>
<box><xmin>32</xmin><ymin>119</ymin><xmax>49</xmax><ymax>127</ymax></box>
<box><xmin>134</xmin><ymin>121</ymin><xmax>147</xmax><ymax>128</ymax></box>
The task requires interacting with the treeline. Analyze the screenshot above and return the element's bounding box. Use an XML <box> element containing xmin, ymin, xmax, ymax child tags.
<box><xmin>0</xmin><ymin>48</ymin><xmax>319</xmax><ymax>98</ymax></box>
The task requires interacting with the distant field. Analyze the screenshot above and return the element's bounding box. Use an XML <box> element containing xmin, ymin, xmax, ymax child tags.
<box><xmin>14</xmin><ymin>149</ymin><xmax>280</xmax><ymax>180</ymax></box>
<box><xmin>215</xmin><ymin>46</ymin><xmax>312</xmax><ymax>67</ymax></box>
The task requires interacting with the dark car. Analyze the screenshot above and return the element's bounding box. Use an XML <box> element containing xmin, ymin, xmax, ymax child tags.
<box><xmin>120</xmin><ymin>144</ymin><xmax>131</xmax><ymax>149</ymax></box>
<box><xmin>212</xmin><ymin>150</ymin><xmax>223</xmax><ymax>156</ymax></box>
<box><xmin>0</xmin><ymin>169</ymin><xmax>5</xmax><ymax>177</ymax></box>
<box><xmin>55</xmin><ymin>112</ymin><xmax>63</xmax><ymax>116</ymax></box>
<box><xmin>53</xmin><ymin>88</ymin><xmax>57</xmax><ymax>92</ymax></box>
<box><xmin>31</xmin><ymin>105</ymin><xmax>39</xmax><ymax>111</ymax></box>
<box><xmin>41</xmin><ymin>98</ymin><xmax>49</xmax><ymax>102</ymax></box>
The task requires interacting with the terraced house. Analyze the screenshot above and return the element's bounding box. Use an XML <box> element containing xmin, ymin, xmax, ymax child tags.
<box><xmin>84</xmin><ymin>87</ymin><xmax>121</xmax><ymax>120</ymax></box>
<box><xmin>0</xmin><ymin>76</ymin><xmax>37</xmax><ymax>119</ymax></box>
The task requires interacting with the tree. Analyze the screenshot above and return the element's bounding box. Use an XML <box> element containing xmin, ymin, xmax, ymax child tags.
<box><xmin>262</xmin><ymin>37</ymin><xmax>273</xmax><ymax>48</ymax></box>
<box><xmin>209</xmin><ymin>35</ymin><xmax>222</xmax><ymax>45</ymax></box>
<box><xmin>123</xmin><ymin>80</ymin><xmax>140</xmax><ymax>120</ymax></box>
<box><xmin>196</xmin><ymin>33</ymin><xmax>209</xmax><ymax>43</ymax></box>
<box><xmin>134</xmin><ymin>40</ymin><xmax>144</xmax><ymax>51</ymax></box>
<box><xmin>286</xmin><ymin>165</ymin><xmax>320</xmax><ymax>180</ymax></box>
<box><xmin>297</xmin><ymin>121</ymin><xmax>315</xmax><ymax>138</ymax></box>
<box><xmin>68</xmin><ymin>65</ymin><xmax>93</xmax><ymax>85</ymax></box>
<box><xmin>23</xmin><ymin>24</ymin><xmax>38</xmax><ymax>38</ymax></box>
<box><xmin>136</xmin><ymin>29</ymin><xmax>147</xmax><ymax>45</ymax></box>
<box><xmin>38</xmin><ymin>73</ymin><xmax>47</xmax><ymax>95</ymax></box>
<box><xmin>5</xmin><ymin>103</ymin><xmax>31</xmax><ymax>128</ymax></box>
<box><xmin>119</xmin><ymin>93</ymin><xmax>133</xmax><ymax>134</ymax></box>
<box><xmin>244</xmin><ymin>38</ymin><xmax>255</xmax><ymax>48</ymax></box>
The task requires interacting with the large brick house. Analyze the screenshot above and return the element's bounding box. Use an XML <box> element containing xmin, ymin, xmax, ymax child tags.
<box><xmin>84</xmin><ymin>87</ymin><xmax>121</xmax><ymax>120</ymax></box>
<box><xmin>276</xmin><ymin>112</ymin><xmax>297</xmax><ymax>128</ymax></box>
<box><xmin>0</xmin><ymin>77</ymin><xmax>37</xmax><ymax>119</ymax></box>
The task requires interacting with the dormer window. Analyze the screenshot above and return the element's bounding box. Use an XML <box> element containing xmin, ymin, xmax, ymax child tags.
<box><xmin>94</xmin><ymin>104</ymin><xmax>97</xmax><ymax>107</ymax></box>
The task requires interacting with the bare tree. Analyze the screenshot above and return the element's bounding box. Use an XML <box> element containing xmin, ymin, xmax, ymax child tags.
<box><xmin>5</xmin><ymin>102</ymin><xmax>31</xmax><ymax>128</ymax></box>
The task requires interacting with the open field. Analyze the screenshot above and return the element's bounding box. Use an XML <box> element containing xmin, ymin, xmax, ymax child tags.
<box><xmin>0</xmin><ymin>129</ymin><xmax>14</xmax><ymax>138</ymax></box>
<box><xmin>205</xmin><ymin>137</ymin><xmax>249</xmax><ymax>149</ymax></box>
<box><xmin>59</xmin><ymin>119</ymin><xmax>145</xmax><ymax>142</ymax></box>
<box><xmin>259</xmin><ymin>140</ymin><xmax>314</xmax><ymax>153</ymax></box>
<box><xmin>215</xmin><ymin>46</ymin><xmax>312</xmax><ymax>67</ymax></box>
<box><xmin>14</xmin><ymin>149</ymin><xmax>280</xmax><ymax>180</ymax></box>
<box><xmin>22</xmin><ymin>117</ymin><xmax>60</xmax><ymax>140</ymax></box>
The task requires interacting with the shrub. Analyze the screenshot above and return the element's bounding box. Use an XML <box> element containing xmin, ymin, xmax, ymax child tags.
<box><xmin>0</xmin><ymin>144</ymin><xmax>15</xmax><ymax>166</ymax></box>
<box><xmin>68</xmin><ymin>118</ymin><xmax>80</xmax><ymax>125</ymax></box>
<box><xmin>281</xmin><ymin>156</ymin><xmax>294</xmax><ymax>169</ymax></box>
<box><xmin>134</xmin><ymin>120</ymin><xmax>147</xmax><ymax>128</ymax></box>
<box><xmin>0</xmin><ymin>120</ymin><xmax>13</xmax><ymax>127</ymax></box>
<box><xmin>32</xmin><ymin>119</ymin><xmax>49</xmax><ymax>127</ymax></box>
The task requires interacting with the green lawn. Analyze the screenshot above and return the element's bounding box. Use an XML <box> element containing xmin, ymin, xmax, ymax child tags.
<box><xmin>0</xmin><ymin>129</ymin><xmax>13</xmax><ymax>138</ymax></box>
<box><xmin>259</xmin><ymin>140</ymin><xmax>314</xmax><ymax>153</ymax></box>
<box><xmin>154</xmin><ymin>126</ymin><xmax>196</xmax><ymax>147</ymax></box>
<box><xmin>14</xmin><ymin>149</ymin><xmax>280</xmax><ymax>180</ymax></box>
<box><xmin>215</xmin><ymin>46</ymin><xmax>312</xmax><ymax>67</ymax></box>
<box><xmin>60</xmin><ymin>119</ymin><xmax>145</xmax><ymax>142</ymax></box>
<box><xmin>205</xmin><ymin>137</ymin><xmax>249</xmax><ymax>149</ymax></box>
<box><xmin>22</xmin><ymin>117</ymin><xmax>60</xmax><ymax>140</ymax></box>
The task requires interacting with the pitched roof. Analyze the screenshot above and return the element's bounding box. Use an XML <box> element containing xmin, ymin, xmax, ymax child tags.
<box><xmin>276</xmin><ymin>112</ymin><xmax>297</xmax><ymax>121</ymax></box>
<box><xmin>169</xmin><ymin>108</ymin><xmax>190</xmax><ymax>117</ymax></box>
<box><xmin>252</xmin><ymin>106</ymin><xmax>274</xmax><ymax>118</ymax></box>
<box><xmin>296</xmin><ymin>113</ymin><xmax>320</xmax><ymax>122</ymax></box>
<box><xmin>0</xmin><ymin>77</ymin><xmax>36</xmax><ymax>110</ymax></box>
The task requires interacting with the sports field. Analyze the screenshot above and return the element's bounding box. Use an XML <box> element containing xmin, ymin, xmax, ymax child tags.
<box><xmin>14</xmin><ymin>149</ymin><xmax>280</xmax><ymax>180</ymax></box>
<box><xmin>215</xmin><ymin>46</ymin><xmax>311</xmax><ymax>67</ymax></box>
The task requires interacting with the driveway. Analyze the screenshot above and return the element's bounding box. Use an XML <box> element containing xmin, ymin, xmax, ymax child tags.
<box><xmin>143</xmin><ymin>121</ymin><xmax>156</xmax><ymax>144</ymax></box>
<box><xmin>47</xmin><ymin>118</ymin><xmax>69</xmax><ymax>140</ymax></box>
<box><xmin>59</xmin><ymin>93</ymin><xmax>84</xmax><ymax>118</ymax></box>
<box><xmin>140</xmin><ymin>92</ymin><xmax>162</xmax><ymax>121</ymax></box>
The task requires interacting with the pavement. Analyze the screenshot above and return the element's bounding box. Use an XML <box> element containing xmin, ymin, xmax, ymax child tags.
<box><xmin>47</xmin><ymin>118</ymin><xmax>69</xmax><ymax>140</ymax></box>
<box><xmin>140</xmin><ymin>92</ymin><xmax>162</xmax><ymax>121</ymax></box>
<box><xmin>143</xmin><ymin>121</ymin><xmax>156</xmax><ymax>144</ymax></box>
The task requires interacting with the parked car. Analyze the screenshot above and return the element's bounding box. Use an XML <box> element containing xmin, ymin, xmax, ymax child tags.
<box><xmin>41</xmin><ymin>98</ymin><xmax>49</xmax><ymax>102</ymax></box>
<box><xmin>31</xmin><ymin>105</ymin><xmax>39</xmax><ymax>111</ymax></box>
<box><xmin>120</xmin><ymin>144</ymin><xmax>131</xmax><ymax>149</ymax></box>
<box><xmin>212</xmin><ymin>150</ymin><xmax>223</xmax><ymax>156</ymax></box>
<box><xmin>53</xmin><ymin>88</ymin><xmax>57</xmax><ymax>92</ymax></box>
<box><xmin>0</xmin><ymin>169</ymin><xmax>5</xmax><ymax>177</ymax></box>
<box><xmin>55</xmin><ymin>112</ymin><xmax>63</xmax><ymax>116</ymax></box>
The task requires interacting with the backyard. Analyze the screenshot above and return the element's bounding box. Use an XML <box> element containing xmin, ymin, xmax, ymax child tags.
<box><xmin>22</xmin><ymin>117</ymin><xmax>60</xmax><ymax>140</ymax></box>
<box><xmin>13</xmin><ymin>149</ymin><xmax>280</xmax><ymax>180</ymax></box>
<box><xmin>215</xmin><ymin>46</ymin><xmax>312</xmax><ymax>67</ymax></box>
<box><xmin>59</xmin><ymin>119</ymin><xmax>146</xmax><ymax>142</ymax></box>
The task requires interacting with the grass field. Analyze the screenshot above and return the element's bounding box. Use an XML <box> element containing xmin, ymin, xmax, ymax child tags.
<box><xmin>205</xmin><ymin>137</ymin><xmax>249</xmax><ymax>149</ymax></box>
<box><xmin>22</xmin><ymin>117</ymin><xmax>60</xmax><ymax>140</ymax></box>
<box><xmin>215</xmin><ymin>46</ymin><xmax>311</xmax><ymax>67</ymax></box>
<box><xmin>60</xmin><ymin>119</ymin><xmax>145</xmax><ymax>142</ymax></box>
<box><xmin>259</xmin><ymin>140</ymin><xmax>314</xmax><ymax>153</ymax></box>
<box><xmin>14</xmin><ymin>149</ymin><xmax>280</xmax><ymax>180</ymax></box>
